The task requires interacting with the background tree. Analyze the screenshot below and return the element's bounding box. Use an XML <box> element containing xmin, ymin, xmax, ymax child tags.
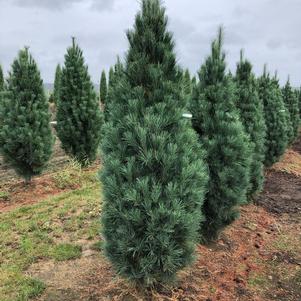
<box><xmin>101</xmin><ymin>0</ymin><xmax>208</xmax><ymax>286</ymax></box>
<box><xmin>258</xmin><ymin>68</ymin><xmax>288</xmax><ymax>166</ymax></box>
<box><xmin>282</xmin><ymin>79</ymin><xmax>300</xmax><ymax>142</ymax></box>
<box><xmin>0</xmin><ymin>64</ymin><xmax>4</xmax><ymax>91</ymax></box>
<box><xmin>99</xmin><ymin>70</ymin><xmax>107</xmax><ymax>105</ymax></box>
<box><xmin>53</xmin><ymin>64</ymin><xmax>62</xmax><ymax>105</ymax></box>
<box><xmin>57</xmin><ymin>38</ymin><xmax>103</xmax><ymax>166</ymax></box>
<box><xmin>105</xmin><ymin>58</ymin><xmax>125</xmax><ymax>121</ymax></box>
<box><xmin>298</xmin><ymin>87</ymin><xmax>301</xmax><ymax>119</ymax></box>
<box><xmin>182</xmin><ymin>69</ymin><xmax>192</xmax><ymax>98</ymax></box>
<box><xmin>190</xmin><ymin>28</ymin><xmax>251</xmax><ymax>242</ymax></box>
<box><xmin>0</xmin><ymin>48</ymin><xmax>54</xmax><ymax>183</ymax></box>
<box><xmin>235</xmin><ymin>51</ymin><xmax>266</xmax><ymax>197</ymax></box>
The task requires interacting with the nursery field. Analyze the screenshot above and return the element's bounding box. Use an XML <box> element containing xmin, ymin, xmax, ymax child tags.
<box><xmin>0</xmin><ymin>135</ymin><xmax>300</xmax><ymax>301</ymax></box>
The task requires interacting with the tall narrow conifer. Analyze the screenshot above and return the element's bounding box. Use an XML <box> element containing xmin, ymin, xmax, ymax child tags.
<box><xmin>53</xmin><ymin>64</ymin><xmax>62</xmax><ymax>104</ymax></box>
<box><xmin>235</xmin><ymin>51</ymin><xmax>266</xmax><ymax>197</ymax></box>
<box><xmin>0</xmin><ymin>48</ymin><xmax>54</xmax><ymax>182</ymax></box>
<box><xmin>100</xmin><ymin>70</ymin><xmax>107</xmax><ymax>104</ymax></box>
<box><xmin>57</xmin><ymin>38</ymin><xmax>103</xmax><ymax>166</ymax></box>
<box><xmin>190</xmin><ymin>28</ymin><xmax>251</xmax><ymax>242</ymax></box>
<box><xmin>101</xmin><ymin>0</ymin><xmax>208</xmax><ymax>286</ymax></box>
<box><xmin>282</xmin><ymin>79</ymin><xmax>300</xmax><ymax>142</ymax></box>
<box><xmin>258</xmin><ymin>68</ymin><xmax>288</xmax><ymax>166</ymax></box>
<box><xmin>0</xmin><ymin>64</ymin><xmax>4</xmax><ymax>91</ymax></box>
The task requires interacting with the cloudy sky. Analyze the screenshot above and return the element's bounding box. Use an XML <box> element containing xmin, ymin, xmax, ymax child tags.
<box><xmin>0</xmin><ymin>0</ymin><xmax>300</xmax><ymax>86</ymax></box>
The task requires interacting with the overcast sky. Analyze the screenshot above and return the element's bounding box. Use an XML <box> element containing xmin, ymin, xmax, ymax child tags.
<box><xmin>0</xmin><ymin>0</ymin><xmax>300</xmax><ymax>86</ymax></box>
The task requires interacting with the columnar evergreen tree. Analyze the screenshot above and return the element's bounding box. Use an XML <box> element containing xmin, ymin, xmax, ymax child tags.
<box><xmin>298</xmin><ymin>87</ymin><xmax>301</xmax><ymax>119</ymax></box>
<box><xmin>105</xmin><ymin>58</ymin><xmax>125</xmax><ymax>121</ymax></box>
<box><xmin>258</xmin><ymin>68</ymin><xmax>287</xmax><ymax>166</ymax></box>
<box><xmin>235</xmin><ymin>51</ymin><xmax>266</xmax><ymax>197</ymax></box>
<box><xmin>101</xmin><ymin>0</ymin><xmax>208</xmax><ymax>286</ymax></box>
<box><xmin>190</xmin><ymin>28</ymin><xmax>250</xmax><ymax>242</ymax></box>
<box><xmin>57</xmin><ymin>38</ymin><xmax>103</xmax><ymax>166</ymax></box>
<box><xmin>0</xmin><ymin>48</ymin><xmax>54</xmax><ymax>182</ymax></box>
<box><xmin>282</xmin><ymin>79</ymin><xmax>300</xmax><ymax>142</ymax></box>
<box><xmin>0</xmin><ymin>64</ymin><xmax>4</xmax><ymax>91</ymax></box>
<box><xmin>182</xmin><ymin>69</ymin><xmax>192</xmax><ymax>97</ymax></box>
<box><xmin>108</xmin><ymin>66</ymin><xmax>114</xmax><ymax>89</ymax></box>
<box><xmin>100</xmin><ymin>70</ymin><xmax>107</xmax><ymax>104</ymax></box>
<box><xmin>53</xmin><ymin>64</ymin><xmax>62</xmax><ymax>104</ymax></box>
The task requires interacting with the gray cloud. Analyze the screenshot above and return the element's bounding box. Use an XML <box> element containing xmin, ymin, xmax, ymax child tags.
<box><xmin>0</xmin><ymin>0</ymin><xmax>300</xmax><ymax>86</ymax></box>
<box><xmin>1</xmin><ymin>0</ymin><xmax>116</xmax><ymax>11</ymax></box>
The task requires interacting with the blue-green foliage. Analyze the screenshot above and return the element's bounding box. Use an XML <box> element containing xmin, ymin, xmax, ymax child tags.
<box><xmin>0</xmin><ymin>48</ymin><xmax>54</xmax><ymax>182</ymax></box>
<box><xmin>101</xmin><ymin>0</ymin><xmax>208</xmax><ymax>286</ymax></box>
<box><xmin>190</xmin><ymin>28</ymin><xmax>251</xmax><ymax>242</ymax></box>
<box><xmin>56</xmin><ymin>38</ymin><xmax>103</xmax><ymax>166</ymax></box>
<box><xmin>235</xmin><ymin>53</ymin><xmax>266</xmax><ymax>197</ymax></box>
<box><xmin>282</xmin><ymin>79</ymin><xmax>300</xmax><ymax>143</ymax></box>
<box><xmin>258</xmin><ymin>70</ymin><xmax>288</xmax><ymax>167</ymax></box>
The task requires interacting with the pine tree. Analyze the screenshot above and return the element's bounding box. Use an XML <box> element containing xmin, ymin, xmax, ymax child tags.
<box><xmin>190</xmin><ymin>28</ymin><xmax>251</xmax><ymax>242</ymax></box>
<box><xmin>282</xmin><ymin>79</ymin><xmax>300</xmax><ymax>142</ymax></box>
<box><xmin>235</xmin><ymin>51</ymin><xmax>266</xmax><ymax>197</ymax></box>
<box><xmin>108</xmin><ymin>66</ymin><xmax>114</xmax><ymax>89</ymax></box>
<box><xmin>258</xmin><ymin>68</ymin><xmax>287</xmax><ymax>166</ymax></box>
<box><xmin>0</xmin><ymin>48</ymin><xmax>54</xmax><ymax>183</ymax></box>
<box><xmin>100</xmin><ymin>70</ymin><xmax>107</xmax><ymax>105</ymax></box>
<box><xmin>56</xmin><ymin>38</ymin><xmax>103</xmax><ymax>166</ymax></box>
<box><xmin>101</xmin><ymin>0</ymin><xmax>208</xmax><ymax>286</ymax></box>
<box><xmin>0</xmin><ymin>64</ymin><xmax>4</xmax><ymax>91</ymax></box>
<box><xmin>298</xmin><ymin>87</ymin><xmax>301</xmax><ymax>119</ymax></box>
<box><xmin>105</xmin><ymin>58</ymin><xmax>125</xmax><ymax>121</ymax></box>
<box><xmin>53</xmin><ymin>64</ymin><xmax>62</xmax><ymax>105</ymax></box>
<box><xmin>182</xmin><ymin>69</ymin><xmax>192</xmax><ymax>97</ymax></box>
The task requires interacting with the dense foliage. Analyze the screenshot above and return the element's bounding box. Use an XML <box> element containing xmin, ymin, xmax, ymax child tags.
<box><xmin>235</xmin><ymin>52</ymin><xmax>266</xmax><ymax>197</ymax></box>
<box><xmin>100</xmin><ymin>70</ymin><xmax>107</xmax><ymax>105</ymax></box>
<box><xmin>282</xmin><ymin>79</ymin><xmax>300</xmax><ymax>143</ymax></box>
<box><xmin>0</xmin><ymin>64</ymin><xmax>4</xmax><ymax>91</ymax></box>
<box><xmin>258</xmin><ymin>70</ymin><xmax>288</xmax><ymax>166</ymax></box>
<box><xmin>101</xmin><ymin>0</ymin><xmax>208</xmax><ymax>286</ymax></box>
<box><xmin>56</xmin><ymin>38</ymin><xmax>103</xmax><ymax>166</ymax></box>
<box><xmin>0</xmin><ymin>48</ymin><xmax>54</xmax><ymax>182</ymax></box>
<box><xmin>53</xmin><ymin>64</ymin><xmax>62</xmax><ymax>104</ymax></box>
<box><xmin>190</xmin><ymin>29</ymin><xmax>250</xmax><ymax>242</ymax></box>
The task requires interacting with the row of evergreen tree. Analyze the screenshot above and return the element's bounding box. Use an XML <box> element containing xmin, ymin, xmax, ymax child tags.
<box><xmin>0</xmin><ymin>0</ymin><xmax>300</xmax><ymax>288</ymax></box>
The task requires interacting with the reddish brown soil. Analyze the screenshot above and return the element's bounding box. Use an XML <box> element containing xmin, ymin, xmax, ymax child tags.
<box><xmin>0</xmin><ymin>176</ymin><xmax>70</xmax><ymax>213</ymax></box>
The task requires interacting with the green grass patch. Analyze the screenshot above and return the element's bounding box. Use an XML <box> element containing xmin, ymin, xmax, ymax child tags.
<box><xmin>0</xmin><ymin>169</ymin><xmax>101</xmax><ymax>301</ymax></box>
<box><xmin>51</xmin><ymin>243</ymin><xmax>82</xmax><ymax>261</ymax></box>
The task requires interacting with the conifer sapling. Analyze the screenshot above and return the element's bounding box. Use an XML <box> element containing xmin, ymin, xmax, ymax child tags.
<box><xmin>190</xmin><ymin>28</ymin><xmax>251</xmax><ymax>242</ymax></box>
<box><xmin>56</xmin><ymin>38</ymin><xmax>103</xmax><ymax>166</ymax></box>
<box><xmin>0</xmin><ymin>48</ymin><xmax>54</xmax><ymax>183</ymax></box>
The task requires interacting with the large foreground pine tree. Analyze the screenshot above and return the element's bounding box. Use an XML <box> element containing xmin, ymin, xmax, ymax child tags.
<box><xmin>0</xmin><ymin>48</ymin><xmax>54</xmax><ymax>182</ymax></box>
<box><xmin>258</xmin><ymin>69</ymin><xmax>287</xmax><ymax>166</ymax></box>
<box><xmin>190</xmin><ymin>29</ymin><xmax>250</xmax><ymax>242</ymax></box>
<box><xmin>235</xmin><ymin>52</ymin><xmax>266</xmax><ymax>197</ymax></box>
<box><xmin>57</xmin><ymin>38</ymin><xmax>103</xmax><ymax>166</ymax></box>
<box><xmin>101</xmin><ymin>0</ymin><xmax>208</xmax><ymax>286</ymax></box>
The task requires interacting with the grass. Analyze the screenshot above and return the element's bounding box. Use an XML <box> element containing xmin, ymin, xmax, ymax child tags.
<box><xmin>51</xmin><ymin>243</ymin><xmax>82</xmax><ymax>261</ymax></box>
<box><xmin>0</xmin><ymin>167</ymin><xmax>101</xmax><ymax>301</ymax></box>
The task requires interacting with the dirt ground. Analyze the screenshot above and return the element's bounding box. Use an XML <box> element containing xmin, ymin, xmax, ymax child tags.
<box><xmin>1</xmin><ymin>136</ymin><xmax>301</xmax><ymax>301</ymax></box>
